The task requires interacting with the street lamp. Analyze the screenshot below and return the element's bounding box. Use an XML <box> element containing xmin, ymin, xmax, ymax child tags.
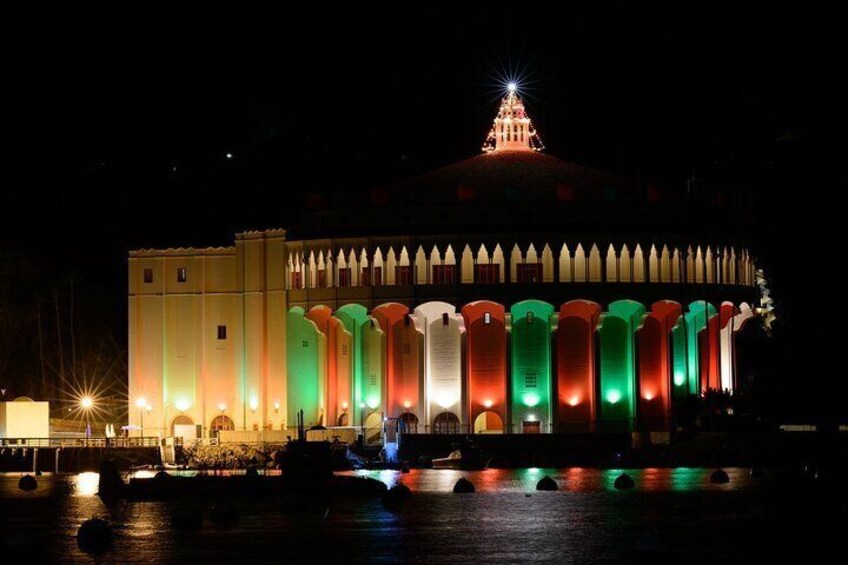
<box><xmin>135</xmin><ymin>397</ymin><xmax>147</xmax><ymax>438</ymax></box>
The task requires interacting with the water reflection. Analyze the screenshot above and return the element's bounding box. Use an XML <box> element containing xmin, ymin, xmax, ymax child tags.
<box><xmin>72</xmin><ymin>472</ymin><xmax>100</xmax><ymax>497</ymax></box>
<box><xmin>0</xmin><ymin>468</ymin><xmax>779</xmax><ymax>564</ymax></box>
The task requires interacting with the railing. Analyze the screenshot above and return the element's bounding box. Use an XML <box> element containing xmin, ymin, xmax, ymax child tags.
<box><xmin>0</xmin><ymin>437</ymin><xmax>161</xmax><ymax>448</ymax></box>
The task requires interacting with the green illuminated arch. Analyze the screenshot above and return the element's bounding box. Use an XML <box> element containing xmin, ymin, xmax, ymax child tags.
<box><xmin>510</xmin><ymin>300</ymin><xmax>554</xmax><ymax>432</ymax></box>
<box><xmin>599</xmin><ymin>299</ymin><xmax>645</xmax><ymax>430</ymax></box>
<box><xmin>334</xmin><ymin>304</ymin><xmax>370</xmax><ymax>406</ymax></box>
<box><xmin>286</xmin><ymin>307</ymin><xmax>324</xmax><ymax>426</ymax></box>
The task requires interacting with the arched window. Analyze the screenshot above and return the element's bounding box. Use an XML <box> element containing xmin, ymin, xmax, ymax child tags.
<box><xmin>433</xmin><ymin>412</ymin><xmax>460</xmax><ymax>434</ymax></box>
<box><xmin>210</xmin><ymin>415</ymin><xmax>235</xmax><ymax>434</ymax></box>
<box><xmin>399</xmin><ymin>412</ymin><xmax>419</xmax><ymax>433</ymax></box>
<box><xmin>170</xmin><ymin>415</ymin><xmax>194</xmax><ymax>437</ymax></box>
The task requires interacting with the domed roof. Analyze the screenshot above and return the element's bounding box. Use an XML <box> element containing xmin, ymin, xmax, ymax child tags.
<box><xmin>391</xmin><ymin>149</ymin><xmax>626</xmax><ymax>200</ymax></box>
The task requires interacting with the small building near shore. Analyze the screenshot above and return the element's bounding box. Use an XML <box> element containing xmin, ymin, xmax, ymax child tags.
<box><xmin>0</xmin><ymin>398</ymin><xmax>50</xmax><ymax>439</ymax></box>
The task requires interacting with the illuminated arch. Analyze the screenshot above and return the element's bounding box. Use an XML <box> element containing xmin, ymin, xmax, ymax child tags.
<box><xmin>399</xmin><ymin>411</ymin><xmax>419</xmax><ymax>433</ymax></box>
<box><xmin>605</xmin><ymin>244</ymin><xmax>618</xmax><ymax>282</ymax></box>
<box><xmin>511</xmin><ymin>300</ymin><xmax>555</xmax><ymax>433</ymax></box>
<box><xmin>433</xmin><ymin>411</ymin><xmax>460</xmax><ymax>434</ymax></box>
<box><xmin>649</xmin><ymin>245</ymin><xmax>659</xmax><ymax>283</ymax></box>
<box><xmin>348</xmin><ymin>249</ymin><xmax>359</xmax><ymax>286</ymax></box>
<box><xmin>493</xmin><ymin>244</ymin><xmax>505</xmax><ymax>282</ymax></box>
<box><xmin>308</xmin><ymin>251</ymin><xmax>317</xmax><ymax>288</ymax></box>
<box><xmin>598</xmin><ymin>299</ymin><xmax>645</xmax><ymax>431</ymax></box>
<box><xmin>660</xmin><ymin>245</ymin><xmax>671</xmax><ymax>283</ymax></box>
<box><xmin>474</xmin><ymin>411</ymin><xmax>504</xmax><ymax>434</ymax></box>
<box><xmin>633</xmin><ymin>244</ymin><xmax>645</xmax><ymax>282</ymax></box>
<box><xmin>682</xmin><ymin>246</ymin><xmax>692</xmax><ymax>282</ymax></box>
<box><xmin>413</xmin><ymin>302</ymin><xmax>462</xmax><ymax>428</ymax></box>
<box><xmin>559</xmin><ymin>244</ymin><xmax>572</xmax><ymax>282</ymax></box>
<box><xmin>671</xmin><ymin>247</ymin><xmax>681</xmax><ymax>283</ymax></box>
<box><xmin>171</xmin><ymin>415</ymin><xmax>194</xmax><ymax>437</ymax></box>
<box><xmin>462</xmin><ymin>301</ymin><xmax>507</xmax><ymax>432</ymax></box>
<box><xmin>556</xmin><ymin>300</ymin><xmax>601</xmax><ymax>431</ymax></box>
<box><xmin>287</xmin><ymin>306</ymin><xmax>325</xmax><ymax>427</ymax></box>
<box><xmin>589</xmin><ymin>244</ymin><xmax>602</xmax><ymax>282</ymax></box>
<box><xmin>461</xmin><ymin>244</ymin><xmax>474</xmax><ymax>284</ymax></box>
<box><xmin>541</xmin><ymin>244</ymin><xmax>554</xmax><ymax>282</ymax></box>
<box><xmin>210</xmin><ymin>414</ymin><xmax>235</xmax><ymax>433</ymax></box>
<box><xmin>414</xmin><ymin>246</ymin><xmax>427</xmax><ymax>284</ymax></box>
<box><xmin>510</xmin><ymin>244</ymin><xmax>521</xmax><ymax>282</ymax></box>
<box><xmin>373</xmin><ymin>303</ymin><xmax>419</xmax><ymax>419</ymax></box>
<box><xmin>705</xmin><ymin>247</ymin><xmax>715</xmax><ymax>283</ymax></box>
<box><xmin>620</xmin><ymin>244</ymin><xmax>632</xmax><ymax>283</ymax></box>
<box><xmin>386</xmin><ymin>247</ymin><xmax>397</xmax><ymax>285</ymax></box>
<box><xmin>638</xmin><ymin>300</ymin><xmax>682</xmax><ymax>430</ymax></box>
<box><xmin>334</xmin><ymin>304</ymin><xmax>370</xmax><ymax>408</ymax></box>
<box><xmin>574</xmin><ymin>244</ymin><xmax>587</xmax><ymax>282</ymax></box>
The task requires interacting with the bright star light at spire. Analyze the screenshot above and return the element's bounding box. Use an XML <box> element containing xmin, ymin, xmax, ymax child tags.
<box><xmin>481</xmin><ymin>84</ymin><xmax>544</xmax><ymax>153</ymax></box>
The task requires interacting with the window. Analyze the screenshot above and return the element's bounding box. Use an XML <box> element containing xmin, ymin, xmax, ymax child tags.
<box><xmin>361</xmin><ymin>267</ymin><xmax>371</xmax><ymax>286</ymax></box>
<box><xmin>474</xmin><ymin>263</ymin><xmax>500</xmax><ymax>283</ymax></box>
<box><xmin>338</xmin><ymin>268</ymin><xmax>351</xmax><ymax>287</ymax></box>
<box><xmin>317</xmin><ymin>269</ymin><xmax>326</xmax><ymax>288</ymax></box>
<box><xmin>177</xmin><ymin>267</ymin><xmax>187</xmax><ymax>282</ymax></box>
<box><xmin>290</xmin><ymin>271</ymin><xmax>302</xmax><ymax>289</ymax></box>
<box><xmin>302</xmin><ymin>340</ymin><xmax>310</xmax><ymax>348</ymax></box>
<box><xmin>395</xmin><ymin>265</ymin><xmax>412</xmax><ymax>285</ymax></box>
<box><xmin>217</xmin><ymin>325</ymin><xmax>227</xmax><ymax>340</ymax></box>
<box><xmin>143</xmin><ymin>268</ymin><xmax>153</xmax><ymax>283</ymax></box>
<box><xmin>484</xmin><ymin>312</ymin><xmax>492</xmax><ymax>325</ymax></box>
<box><xmin>402</xmin><ymin>342</ymin><xmax>412</xmax><ymax>354</ymax></box>
<box><xmin>341</xmin><ymin>344</ymin><xmax>348</xmax><ymax>355</ymax></box>
<box><xmin>432</xmin><ymin>264</ymin><xmax>456</xmax><ymax>285</ymax></box>
<box><xmin>516</xmin><ymin>263</ymin><xmax>543</xmax><ymax>283</ymax></box>
<box><xmin>525</xmin><ymin>372</ymin><xmax>538</xmax><ymax>388</ymax></box>
<box><xmin>372</xmin><ymin>266</ymin><xmax>382</xmax><ymax>286</ymax></box>
<box><xmin>526</xmin><ymin>311</ymin><xmax>535</xmax><ymax>324</ymax></box>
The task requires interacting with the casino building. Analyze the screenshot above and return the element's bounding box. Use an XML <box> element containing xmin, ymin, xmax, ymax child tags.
<box><xmin>128</xmin><ymin>87</ymin><xmax>768</xmax><ymax>440</ymax></box>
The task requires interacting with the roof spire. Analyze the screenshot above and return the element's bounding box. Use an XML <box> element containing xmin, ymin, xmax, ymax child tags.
<box><xmin>482</xmin><ymin>87</ymin><xmax>543</xmax><ymax>153</ymax></box>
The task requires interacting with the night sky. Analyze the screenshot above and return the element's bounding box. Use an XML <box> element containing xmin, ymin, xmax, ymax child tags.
<box><xmin>2</xmin><ymin>3</ymin><xmax>846</xmax><ymax>413</ymax></box>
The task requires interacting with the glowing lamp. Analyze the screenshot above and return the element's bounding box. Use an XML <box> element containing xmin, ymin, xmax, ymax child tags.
<box><xmin>145</xmin><ymin>404</ymin><xmax>153</xmax><ymax>413</ymax></box>
<box><xmin>606</xmin><ymin>391</ymin><xmax>621</xmax><ymax>405</ymax></box>
<box><xmin>359</xmin><ymin>402</ymin><xmax>365</xmax><ymax>409</ymax></box>
<box><xmin>249</xmin><ymin>397</ymin><xmax>259</xmax><ymax>412</ymax></box>
<box><xmin>403</xmin><ymin>401</ymin><xmax>412</xmax><ymax>409</ymax></box>
<box><xmin>482</xmin><ymin>399</ymin><xmax>493</xmax><ymax>409</ymax></box>
<box><xmin>507</xmin><ymin>82</ymin><xmax>517</xmax><ymax>92</ymax></box>
<box><xmin>80</xmin><ymin>397</ymin><xmax>94</xmax><ymax>409</ymax></box>
<box><xmin>225</xmin><ymin>152</ymin><xmax>233</xmax><ymax>159</ymax></box>
<box><xmin>175</xmin><ymin>399</ymin><xmax>191</xmax><ymax>412</ymax></box>
<box><xmin>673</xmin><ymin>373</ymin><xmax>686</xmax><ymax>387</ymax></box>
<box><xmin>527</xmin><ymin>414</ymin><xmax>537</xmax><ymax>422</ymax></box>
<box><xmin>274</xmin><ymin>401</ymin><xmax>281</xmax><ymax>412</ymax></box>
<box><xmin>367</xmin><ymin>398</ymin><xmax>379</xmax><ymax>410</ymax></box>
<box><xmin>568</xmin><ymin>396</ymin><xmax>580</xmax><ymax>407</ymax></box>
<box><xmin>434</xmin><ymin>393</ymin><xmax>456</xmax><ymax>409</ymax></box>
<box><xmin>342</xmin><ymin>401</ymin><xmax>349</xmax><ymax>411</ymax></box>
<box><xmin>643</xmin><ymin>392</ymin><xmax>654</xmax><ymax>401</ymax></box>
<box><xmin>528</xmin><ymin>467</ymin><xmax>540</xmax><ymax>474</ymax></box>
<box><xmin>522</xmin><ymin>393</ymin><xmax>540</xmax><ymax>407</ymax></box>
<box><xmin>135</xmin><ymin>397</ymin><xmax>147</xmax><ymax>409</ymax></box>
<box><xmin>217</xmin><ymin>402</ymin><xmax>227</xmax><ymax>412</ymax></box>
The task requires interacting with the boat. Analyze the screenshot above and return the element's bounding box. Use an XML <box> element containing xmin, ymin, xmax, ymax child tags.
<box><xmin>98</xmin><ymin>411</ymin><xmax>387</xmax><ymax>501</ymax></box>
<box><xmin>432</xmin><ymin>441</ymin><xmax>492</xmax><ymax>470</ymax></box>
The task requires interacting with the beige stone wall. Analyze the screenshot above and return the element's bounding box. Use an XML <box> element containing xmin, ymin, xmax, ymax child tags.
<box><xmin>128</xmin><ymin>230</ymin><xmax>287</xmax><ymax>438</ymax></box>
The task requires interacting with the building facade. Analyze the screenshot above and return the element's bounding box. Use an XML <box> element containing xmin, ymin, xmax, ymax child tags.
<box><xmin>128</xmin><ymin>90</ymin><xmax>767</xmax><ymax>439</ymax></box>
